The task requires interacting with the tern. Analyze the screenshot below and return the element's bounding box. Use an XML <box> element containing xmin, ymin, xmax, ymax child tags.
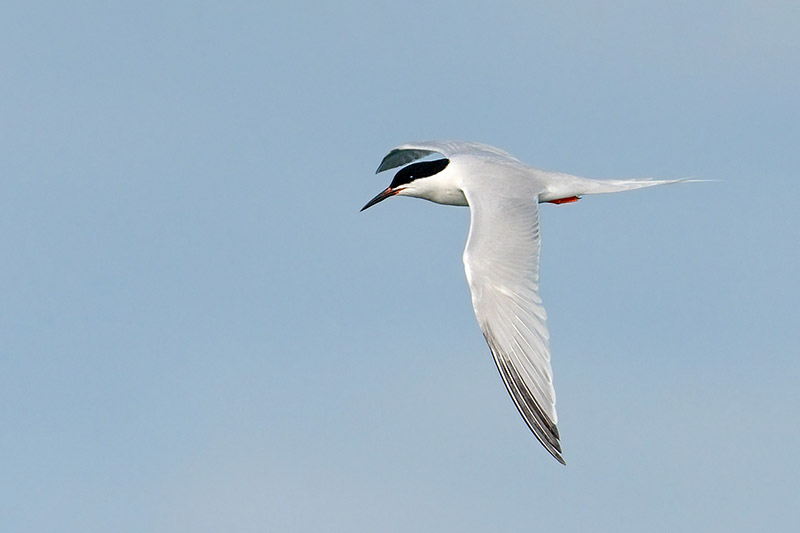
<box><xmin>361</xmin><ymin>140</ymin><xmax>688</xmax><ymax>464</ymax></box>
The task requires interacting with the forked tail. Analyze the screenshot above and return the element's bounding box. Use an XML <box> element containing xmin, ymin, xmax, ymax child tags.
<box><xmin>537</xmin><ymin>170</ymin><xmax>700</xmax><ymax>204</ymax></box>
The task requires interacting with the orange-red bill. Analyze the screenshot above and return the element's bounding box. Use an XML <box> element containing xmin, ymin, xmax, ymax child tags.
<box><xmin>360</xmin><ymin>187</ymin><xmax>401</xmax><ymax>212</ymax></box>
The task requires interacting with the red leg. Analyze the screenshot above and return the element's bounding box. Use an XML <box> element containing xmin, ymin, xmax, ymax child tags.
<box><xmin>545</xmin><ymin>196</ymin><xmax>580</xmax><ymax>205</ymax></box>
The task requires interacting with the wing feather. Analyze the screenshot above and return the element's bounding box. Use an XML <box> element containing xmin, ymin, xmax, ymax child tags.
<box><xmin>376</xmin><ymin>141</ymin><xmax>520</xmax><ymax>173</ymax></box>
<box><xmin>463</xmin><ymin>191</ymin><xmax>565</xmax><ymax>464</ymax></box>
<box><xmin>375</xmin><ymin>149</ymin><xmax>437</xmax><ymax>173</ymax></box>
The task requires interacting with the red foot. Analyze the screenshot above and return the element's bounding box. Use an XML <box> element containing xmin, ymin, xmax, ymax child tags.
<box><xmin>546</xmin><ymin>196</ymin><xmax>580</xmax><ymax>205</ymax></box>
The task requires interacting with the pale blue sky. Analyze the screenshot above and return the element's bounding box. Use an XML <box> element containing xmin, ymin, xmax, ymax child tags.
<box><xmin>2</xmin><ymin>2</ymin><xmax>799</xmax><ymax>532</ymax></box>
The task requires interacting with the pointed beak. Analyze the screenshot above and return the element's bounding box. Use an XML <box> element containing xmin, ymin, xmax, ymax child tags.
<box><xmin>360</xmin><ymin>187</ymin><xmax>400</xmax><ymax>212</ymax></box>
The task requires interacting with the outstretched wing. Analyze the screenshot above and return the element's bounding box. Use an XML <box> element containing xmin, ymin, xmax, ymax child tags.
<box><xmin>462</xmin><ymin>188</ymin><xmax>564</xmax><ymax>464</ymax></box>
<box><xmin>376</xmin><ymin>141</ymin><xmax>519</xmax><ymax>173</ymax></box>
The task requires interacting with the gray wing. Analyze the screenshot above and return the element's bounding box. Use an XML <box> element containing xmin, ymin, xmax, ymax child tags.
<box><xmin>462</xmin><ymin>188</ymin><xmax>564</xmax><ymax>464</ymax></box>
<box><xmin>375</xmin><ymin>148</ymin><xmax>438</xmax><ymax>173</ymax></box>
<box><xmin>376</xmin><ymin>140</ymin><xmax>519</xmax><ymax>173</ymax></box>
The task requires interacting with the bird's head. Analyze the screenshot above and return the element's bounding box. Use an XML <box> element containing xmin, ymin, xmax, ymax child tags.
<box><xmin>360</xmin><ymin>158</ymin><xmax>451</xmax><ymax>211</ymax></box>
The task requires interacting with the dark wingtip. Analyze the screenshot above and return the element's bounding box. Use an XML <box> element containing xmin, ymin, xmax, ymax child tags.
<box><xmin>375</xmin><ymin>149</ymin><xmax>402</xmax><ymax>174</ymax></box>
<box><xmin>375</xmin><ymin>148</ymin><xmax>437</xmax><ymax>174</ymax></box>
<box><xmin>482</xmin><ymin>326</ymin><xmax>566</xmax><ymax>466</ymax></box>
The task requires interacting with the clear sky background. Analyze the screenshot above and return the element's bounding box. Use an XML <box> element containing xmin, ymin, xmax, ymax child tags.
<box><xmin>2</xmin><ymin>2</ymin><xmax>799</xmax><ymax>532</ymax></box>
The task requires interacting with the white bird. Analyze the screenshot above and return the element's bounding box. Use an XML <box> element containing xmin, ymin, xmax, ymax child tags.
<box><xmin>361</xmin><ymin>140</ymin><xmax>689</xmax><ymax>464</ymax></box>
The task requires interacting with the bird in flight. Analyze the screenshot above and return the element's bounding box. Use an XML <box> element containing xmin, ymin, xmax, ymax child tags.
<box><xmin>361</xmin><ymin>141</ymin><xmax>688</xmax><ymax>464</ymax></box>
